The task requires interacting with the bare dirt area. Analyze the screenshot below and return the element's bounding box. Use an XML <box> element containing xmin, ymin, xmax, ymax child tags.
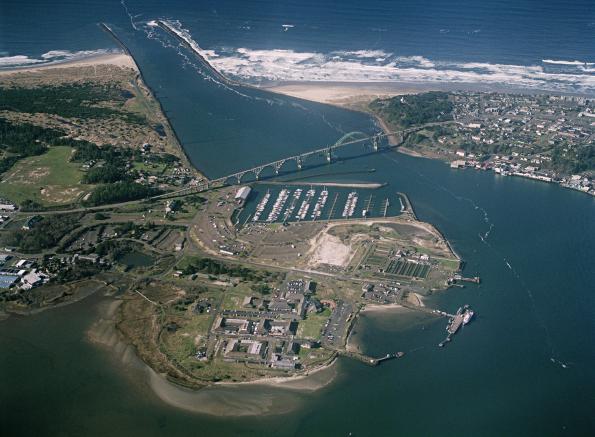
<box><xmin>307</xmin><ymin>232</ymin><xmax>352</xmax><ymax>267</ymax></box>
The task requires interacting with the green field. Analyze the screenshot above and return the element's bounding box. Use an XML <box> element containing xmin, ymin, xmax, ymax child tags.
<box><xmin>386</xmin><ymin>259</ymin><xmax>430</xmax><ymax>278</ymax></box>
<box><xmin>297</xmin><ymin>307</ymin><xmax>331</xmax><ymax>340</ymax></box>
<box><xmin>0</xmin><ymin>146</ymin><xmax>90</xmax><ymax>205</ymax></box>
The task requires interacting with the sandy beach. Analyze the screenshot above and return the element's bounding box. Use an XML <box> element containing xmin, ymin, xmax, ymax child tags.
<box><xmin>216</xmin><ymin>357</ymin><xmax>338</xmax><ymax>391</ymax></box>
<box><xmin>360</xmin><ymin>303</ymin><xmax>406</xmax><ymax>313</ymax></box>
<box><xmin>264</xmin><ymin>82</ymin><xmax>431</xmax><ymax>107</ymax></box>
<box><xmin>0</xmin><ymin>52</ymin><xmax>136</xmax><ymax>76</ymax></box>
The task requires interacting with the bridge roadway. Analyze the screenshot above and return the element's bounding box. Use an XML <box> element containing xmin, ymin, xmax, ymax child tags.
<box><xmin>154</xmin><ymin>125</ymin><xmax>438</xmax><ymax>200</ymax></box>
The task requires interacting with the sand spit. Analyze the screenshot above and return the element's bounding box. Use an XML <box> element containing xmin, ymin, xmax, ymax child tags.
<box><xmin>146</xmin><ymin>357</ymin><xmax>337</xmax><ymax>416</ymax></box>
<box><xmin>87</xmin><ymin>296</ymin><xmax>338</xmax><ymax>416</ymax></box>
<box><xmin>0</xmin><ymin>53</ymin><xmax>136</xmax><ymax>76</ymax></box>
<box><xmin>265</xmin><ymin>82</ymin><xmax>430</xmax><ymax>106</ymax></box>
<box><xmin>217</xmin><ymin>358</ymin><xmax>338</xmax><ymax>391</ymax></box>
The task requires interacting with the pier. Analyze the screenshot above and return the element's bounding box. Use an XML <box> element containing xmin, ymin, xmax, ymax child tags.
<box><xmin>338</xmin><ymin>350</ymin><xmax>405</xmax><ymax>366</ymax></box>
<box><xmin>438</xmin><ymin>305</ymin><xmax>474</xmax><ymax>347</ymax></box>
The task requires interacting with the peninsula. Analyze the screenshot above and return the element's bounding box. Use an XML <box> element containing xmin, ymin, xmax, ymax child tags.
<box><xmin>1</xmin><ymin>53</ymin><xmax>468</xmax><ymax>389</ymax></box>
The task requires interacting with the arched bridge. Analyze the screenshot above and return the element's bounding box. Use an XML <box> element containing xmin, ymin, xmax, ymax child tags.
<box><xmin>157</xmin><ymin>125</ymin><xmax>432</xmax><ymax>198</ymax></box>
<box><xmin>208</xmin><ymin>127</ymin><xmax>422</xmax><ymax>186</ymax></box>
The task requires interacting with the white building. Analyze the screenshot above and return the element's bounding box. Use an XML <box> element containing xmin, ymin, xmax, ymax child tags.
<box><xmin>0</xmin><ymin>203</ymin><xmax>16</xmax><ymax>212</ymax></box>
<box><xmin>234</xmin><ymin>186</ymin><xmax>251</xmax><ymax>204</ymax></box>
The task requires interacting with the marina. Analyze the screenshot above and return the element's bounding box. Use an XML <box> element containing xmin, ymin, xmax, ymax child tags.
<box><xmin>251</xmin><ymin>190</ymin><xmax>271</xmax><ymax>222</ymax></box>
<box><xmin>265</xmin><ymin>189</ymin><xmax>289</xmax><ymax>222</ymax></box>
<box><xmin>242</xmin><ymin>185</ymin><xmax>402</xmax><ymax>224</ymax></box>
<box><xmin>342</xmin><ymin>191</ymin><xmax>359</xmax><ymax>218</ymax></box>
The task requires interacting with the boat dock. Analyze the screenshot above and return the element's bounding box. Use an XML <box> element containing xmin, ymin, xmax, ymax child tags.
<box><xmin>338</xmin><ymin>350</ymin><xmax>405</xmax><ymax>366</ymax></box>
<box><xmin>439</xmin><ymin>305</ymin><xmax>474</xmax><ymax>347</ymax></box>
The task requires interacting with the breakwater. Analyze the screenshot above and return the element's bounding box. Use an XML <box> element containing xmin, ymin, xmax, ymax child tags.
<box><xmin>156</xmin><ymin>20</ymin><xmax>241</xmax><ymax>88</ymax></box>
<box><xmin>256</xmin><ymin>181</ymin><xmax>387</xmax><ymax>189</ymax></box>
<box><xmin>98</xmin><ymin>23</ymin><xmax>200</xmax><ymax>178</ymax></box>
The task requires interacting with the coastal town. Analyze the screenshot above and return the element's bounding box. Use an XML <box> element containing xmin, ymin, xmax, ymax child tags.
<box><xmin>372</xmin><ymin>92</ymin><xmax>595</xmax><ymax>196</ymax></box>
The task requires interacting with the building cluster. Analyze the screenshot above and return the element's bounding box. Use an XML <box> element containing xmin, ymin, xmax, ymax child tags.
<box><xmin>441</xmin><ymin>93</ymin><xmax>594</xmax><ymax>195</ymax></box>
<box><xmin>209</xmin><ymin>279</ymin><xmax>321</xmax><ymax>370</ymax></box>
<box><xmin>0</xmin><ymin>255</ymin><xmax>49</xmax><ymax>292</ymax></box>
<box><xmin>361</xmin><ymin>282</ymin><xmax>401</xmax><ymax>303</ymax></box>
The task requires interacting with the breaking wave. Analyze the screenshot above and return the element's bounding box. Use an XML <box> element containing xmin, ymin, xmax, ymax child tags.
<box><xmin>156</xmin><ymin>19</ymin><xmax>595</xmax><ymax>94</ymax></box>
<box><xmin>0</xmin><ymin>49</ymin><xmax>120</xmax><ymax>70</ymax></box>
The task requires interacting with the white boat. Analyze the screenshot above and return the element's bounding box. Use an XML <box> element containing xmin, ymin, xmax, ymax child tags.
<box><xmin>252</xmin><ymin>191</ymin><xmax>271</xmax><ymax>221</ymax></box>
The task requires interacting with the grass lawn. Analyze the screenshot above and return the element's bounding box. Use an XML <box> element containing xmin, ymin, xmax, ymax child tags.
<box><xmin>297</xmin><ymin>307</ymin><xmax>331</xmax><ymax>340</ymax></box>
<box><xmin>437</xmin><ymin>258</ymin><xmax>461</xmax><ymax>271</ymax></box>
<box><xmin>0</xmin><ymin>146</ymin><xmax>90</xmax><ymax>205</ymax></box>
<box><xmin>132</xmin><ymin>161</ymin><xmax>168</xmax><ymax>174</ymax></box>
<box><xmin>221</xmin><ymin>283</ymin><xmax>256</xmax><ymax>310</ymax></box>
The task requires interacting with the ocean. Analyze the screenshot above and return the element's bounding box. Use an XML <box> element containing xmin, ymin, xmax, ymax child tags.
<box><xmin>1</xmin><ymin>1</ymin><xmax>594</xmax><ymax>435</ymax></box>
<box><xmin>2</xmin><ymin>0</ymin><xmax>595</xmax><ymax>93</ymax></box>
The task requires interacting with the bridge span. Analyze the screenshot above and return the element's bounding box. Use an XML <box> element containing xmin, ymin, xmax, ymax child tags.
<box><xmin>210</xmin><ymin>127</ymin><xmax>422</xmax><ymax>185</ymax></box>
<box><xmin>153</xmin><ymin>125</ymin><xmax>432</xmax><ymax>200</ymax></box>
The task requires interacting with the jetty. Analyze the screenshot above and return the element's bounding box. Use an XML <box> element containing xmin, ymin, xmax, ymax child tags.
<box><xmin>338</xmin><ymin>350</ymin><xmax>405</xmax><ymax>366</ymax></box>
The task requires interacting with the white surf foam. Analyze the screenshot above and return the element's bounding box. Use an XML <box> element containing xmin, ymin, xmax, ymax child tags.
<box><xmin>0</xmin><ymin>49</ymin><xmax>119</xmax><ymax>69</ymax></box>
<box><xmin>153</xmin><ymin>18</ymin><xmax>595</xmax><ymax>94</ymax></box>
<box><xmin>542</xmin><ymin>59</ymin><xmax>594</xmax><ymax>66</ymax></box>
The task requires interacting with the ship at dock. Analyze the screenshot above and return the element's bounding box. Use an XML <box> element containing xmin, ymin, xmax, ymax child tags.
<box><xmin>439</xmin><ymin>305</ymin><xmax>474</xmax><ymax>347</ymax></box>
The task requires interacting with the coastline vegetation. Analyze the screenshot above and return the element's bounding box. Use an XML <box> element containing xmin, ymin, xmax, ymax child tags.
<box><xmin>0</xmin><ymin>83</ymin><xmax>145</xmax><ymax>124</ymax></box>
<box><xmin>369</xmin><ymin>91</ymin><xmax>453</xmax><ymax>128</ymax></box>
<box><xmin>83</xmin><ymin>182</ymin><xmax>158</xmax><ymax>206</ymax></box>
<box><xmin>1</xmin><ymin>213</ymin><xmax>82</xmax><ymax>253</ymax></box>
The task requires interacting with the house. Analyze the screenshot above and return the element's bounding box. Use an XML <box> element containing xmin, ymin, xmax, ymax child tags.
<box><xmin>455</xmin><ymin>149</ymin><xmax>466</xmax><ymax>157</ymax></box>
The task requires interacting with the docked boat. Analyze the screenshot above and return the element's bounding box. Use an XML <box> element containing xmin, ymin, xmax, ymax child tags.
<box><xmin>463</xmin><ymin>309</ymin><xmax>474</xmax><ymax>325</ymax></box>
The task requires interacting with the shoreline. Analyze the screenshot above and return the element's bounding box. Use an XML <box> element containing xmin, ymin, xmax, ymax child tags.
<box><xmin>0</xmin><ymin>52</ymin><xmax>136</xmax><ymax>76</ymax></box>
<box><xmin>263</xmin><ymin>80</ymin><xmax>595</xmax><ymax>104</ymax></box>
<box><xmin>214</xmin><ymin>356</ymin><xmax>338</xmax><ymax>390</ymax></box>
<box><xmin>0</xmin><ymin>47</ymin><xmax>203</xmax><ymax>181</ymax></box>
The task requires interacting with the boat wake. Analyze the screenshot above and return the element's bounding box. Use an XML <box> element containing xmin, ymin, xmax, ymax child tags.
<box><xmin>120</xmin><ymin>0</ymin><xmax>138</xmax><ymax>31</ymax></box>
<box><xmin>550</xmin><ymin>357</ymin><xmax>570</xmax><ymax>369</ymax></box>
<box><xmin>385</xmin><ymin>153</ymin><xmax>567</xmax><ymax>368</ymax></box>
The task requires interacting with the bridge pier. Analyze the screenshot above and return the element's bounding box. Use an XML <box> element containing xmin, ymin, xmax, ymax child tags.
<box><xmin>273</xmin><ymin>160</ymin><xmax>285</xmax><ymax>175</ymax></box>
<box><xmin>254</xmin><ymin>166</ymin><xmax>264</xmax><ymax>180</ymax></box>
<box><xmin>203</xmin><ymin>129</ymin><xmax>415</xmax><ymax>189</ymax></box>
